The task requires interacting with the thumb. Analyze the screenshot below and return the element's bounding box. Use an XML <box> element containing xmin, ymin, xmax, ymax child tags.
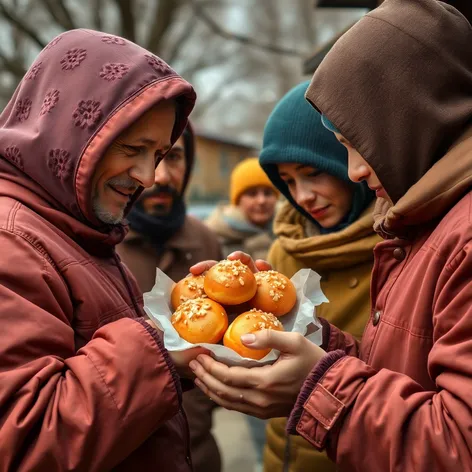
<box><xmin>189</xmin><ymin>260</ymin><xmax>218</xmax><ymax>275</ymax></box>
<box><xmin>254</xmin><ymin>259</ymin><xmax>272</xmax><ymax>271</ymax></box>
<box><xmin>241</xmin><ymin>330</ymin><xmax>301</xmax><ymax>354</ymax></box>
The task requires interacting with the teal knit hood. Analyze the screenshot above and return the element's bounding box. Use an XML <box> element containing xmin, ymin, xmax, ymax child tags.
<box><xmin>259</xmin><ymin>80</ymin><xmax>374</xmax><ymax>232</ymax></box>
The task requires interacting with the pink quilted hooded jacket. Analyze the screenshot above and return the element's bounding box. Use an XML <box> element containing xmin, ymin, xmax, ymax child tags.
<box><xmin>0</xmin><ymin>29</ymin><xmax>197</xmax><ymax>471</ymax></box>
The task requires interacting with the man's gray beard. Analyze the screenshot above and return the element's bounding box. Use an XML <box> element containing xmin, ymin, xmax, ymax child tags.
<box><xmin>92</xmin><ymin>194</ymin><xmax>125</xmax><ymax>225</ymax></box>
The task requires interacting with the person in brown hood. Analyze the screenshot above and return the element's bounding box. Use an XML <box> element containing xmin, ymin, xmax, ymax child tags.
<box><xmin>188</xmin><ymin>1</ymin><xmax>472</xmax><ymax>471</ymax></box>
<box><xmin>117</xmin><ymin>122</ymin><xmax>223</xmax><ymax>472</ymax></box>
<box><xmin>0</xmin><ymin>29</ymin><xmax>199</xmax><ymax>471</ymax></box>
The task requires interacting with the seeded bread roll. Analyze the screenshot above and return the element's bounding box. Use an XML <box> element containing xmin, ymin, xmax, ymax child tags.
<box><xmin>171</xmin><ymin>298</ymin><xmax>228</xmax><ymax>344</ymax></box>
<box><xmin>223</xmin><ymin>309</ymin><xmax>284</xmax><ymax>360</ymax></box>
<box><xmin>171</xmin><ymin>274</ymin><xmax>205</xmax><ymax>310</ymax></box>
<box><xmin>204</xmin><ymin>259</ymin><xmax>257</xmax><ymax>305</ymax></box>
<box><xmin>249</xmin><ymin>271</ymin><xmax>296</xmax><ymax>317</ymax></box>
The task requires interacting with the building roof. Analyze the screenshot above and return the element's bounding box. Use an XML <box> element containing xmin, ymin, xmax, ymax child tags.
<box><xmin>194</xmin><ymin>129</ymin><xmax>259</xmax><ymax>150</ymax></box>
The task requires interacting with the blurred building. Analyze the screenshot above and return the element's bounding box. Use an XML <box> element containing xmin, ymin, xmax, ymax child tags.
<box><xmin>187</xmin><ymin>131</ymin><xmax>258</xmax><ymax>204</ymax></box>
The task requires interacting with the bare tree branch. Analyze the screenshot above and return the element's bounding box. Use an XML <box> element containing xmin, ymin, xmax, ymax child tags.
<box><xmin>165</xmin><ymin>14</ymin><xmax>198</xmax><ymax>64</ymax></box>
<box><xmin>146</xmin><ymin>0</ymin><xmax>182</xmax><ymax>53</ymax></box>
<box><xmin>0</xmin><ymin>48</ymin><xmax>26</xmax><ymax>78</ymax></box>
<box><xmin>192</xmin><ymin>68</ymin><xmax>250</xmax><ymax>120</ymax></box>
<box><xmin>38</xmin><ymin>0</ymin><xmax>65</xmax><ymax>28</ymax></box>
<box><xmin>56</xmin><ymin>0</ymin><xmax>76</xmax><ymax>30</ymax></box>
<box><xmin>92</xmin><ymin>0</ymin><xmax>103</xmax><ymax>31</ymax></box>
<box><xmin>0</xmin><ymin>1</ymin><xmax>46</xmax><ymax>49</ymax></box>
<box><xmin>191</xmin><ymin>0</ymin><xmax>305</xmax><ymax>57</ymax></box>
<box><xmin>112</xmin><ymin>0</ymin><xmax>136</xmax><ymax>41</ymax></box>
<box><xmin>39</xmin><ymin>0</ymin><xmax>76</xmax><ymax>30</ymax></box>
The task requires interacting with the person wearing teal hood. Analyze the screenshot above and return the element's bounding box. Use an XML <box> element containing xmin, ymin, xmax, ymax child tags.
<box><xmin>257</xmin><ymin>80</ymin><xmax>379</xmax><ymax>472</ymax></box>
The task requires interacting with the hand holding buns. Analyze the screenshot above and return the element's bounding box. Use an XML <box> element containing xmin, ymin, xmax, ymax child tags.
<box><xmin>223</xmin><ymin>309</ymin><xmax>284</xmax><ymax>359</ymax></box>
<box><xmin>170</xmin><ymin>259</ymin><xmax>296</xmax><ymax>359</ymax></box>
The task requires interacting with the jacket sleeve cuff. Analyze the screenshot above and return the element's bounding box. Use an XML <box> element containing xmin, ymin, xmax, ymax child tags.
<box><xmin>319</xmin><ymin>317</ymin><xmax>331</xmax><ymax>351</ymax></box>
<box><xmin>134</xmin><ymin>317</ymin><xmax>183</xmax><ymax>402</ymax></box>
<box><xmin>286</xmin><ymin>349</ymin><xmax>346</xmax><ymax>435</ymax></box>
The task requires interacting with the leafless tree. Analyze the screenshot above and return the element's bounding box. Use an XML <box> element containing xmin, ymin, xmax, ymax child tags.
<box><xmin>0</xmin><ymin>0</ymin><xmax>359</xmax><ymax>143</ymax></box>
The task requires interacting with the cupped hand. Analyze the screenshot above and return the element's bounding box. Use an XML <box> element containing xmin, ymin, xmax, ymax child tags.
<box><xmin>189</xmin><ymin>251</ymin><xmax>272</xmax><ymax>276</ymax></box>
<box><xmin>144</xmin><ymin>319</ymin><xmax>209</xmax><ymax>378</ymax></box>
<box><xmin>189</xmin><ymin>329</ymin><xmax>326</xmax><ymax>419</ymax></box>
<box><xmin>169</xmin><ymin>347</ymin><xmax>211</xmax><ymax>379</ymax></box>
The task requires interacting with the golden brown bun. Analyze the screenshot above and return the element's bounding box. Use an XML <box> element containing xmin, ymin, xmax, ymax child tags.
<box><xmin>171</xmin><ymin>298</ymin><xmax>228</xmax><ymax>344</ymax></box>
<box><xmin>171</xmin><ymin>275</ymin><xmax>205</xmax><ymax>310</ymax></box>
<box><xmin>250</xmin><ymin>271</ymin><xmax>296</xmax><ymax>317</ymax></box>
<box><xmin>223</xmin><ymin>309</ymin><xmax>284</xmax><ymax>360</ymax></box>
<box><xmin>224</xmin><ymin>301</ymin><xmax>252</xmax><ymax>324</ymax></box>
<box><xmin>204</xmin><ymin>260</ymin><xmax>257</xmax><ymax>305</ymax></box>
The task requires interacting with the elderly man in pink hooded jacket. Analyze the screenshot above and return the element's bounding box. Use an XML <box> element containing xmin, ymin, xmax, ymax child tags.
<box><xmin>0</xmin><ymin>29</ymin><xmax>200</xmax><ymax>471</ymax></box>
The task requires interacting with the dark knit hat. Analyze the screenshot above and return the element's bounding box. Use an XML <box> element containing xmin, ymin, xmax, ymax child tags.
<box><xmin>259</xmin><ymin>80</ymin><xmax>373</xmax><ymax>231</ymax></box>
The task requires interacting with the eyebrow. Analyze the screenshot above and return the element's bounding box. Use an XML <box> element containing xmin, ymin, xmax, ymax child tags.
<box><xmin>134</xmin><ymin>137</ymin><xmax>171</xmax><ymax>150</ymax></box>
<box><xmin>170</xmin><ymin>145</ymin><xmax>185</xmax><ymax>152</ymax></box>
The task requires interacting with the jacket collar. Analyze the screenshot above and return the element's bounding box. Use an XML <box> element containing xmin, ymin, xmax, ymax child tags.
<box><xmin>374</xmin><ymin>125</ymin><xmax>472</xmax><ymax>240</ymax></box>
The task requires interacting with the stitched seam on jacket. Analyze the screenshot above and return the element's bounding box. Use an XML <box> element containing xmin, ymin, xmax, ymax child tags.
<box><xmin>380</xmin><ymin>315</ymin><xmax>433</xmax><ymax>339</ymax></box>
<box><xmin>296</xmin><ymin>412</ymin><xmax>324</xmax><ymax>448</ymax></box>
<box><xmin>0</xmin><ymin>227</ymin><xmax>69</xmax><ymax>296</ymax></box>
<box><xmin>85</xmin><ymin>351</ymin><xmax>122</xmax><ymax>417</ymax></box>
<box><xmin>309</xmin><ymin>385</ymin><xmax>344</xmax><ymax>429</ymax></box>
<box><xmin>5</xmin><ymin>200</ymin><xmax>21</xmax><ymax>232</ymax></box>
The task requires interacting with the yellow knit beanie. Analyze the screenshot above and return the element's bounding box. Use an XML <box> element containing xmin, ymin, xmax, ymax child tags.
<box><xmin>230</xmin><ymin>157</ymin><xmax>279</xmax><ymax>205</ymax></box>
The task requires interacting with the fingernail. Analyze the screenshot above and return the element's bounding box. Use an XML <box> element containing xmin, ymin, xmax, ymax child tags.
<box><xmin>194</xmin><ymin>379</ymin><xmax>202</xmax><ymax>388</ymax></box>
<box><xmin>189</xmin><ymin>361</ymin><xmax>197</xmax><ymax>371</ymax></box>
<box><xmin>241</xmin><ymin>334</ymin><xmax>256</xmax><ymax>344</ymax></box>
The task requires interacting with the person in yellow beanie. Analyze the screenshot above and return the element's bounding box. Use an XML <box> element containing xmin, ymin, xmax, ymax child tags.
<box><xmin>206</xmin><ymin>157</ymin><xmax>279</xmax><ymax>261</ymax></box>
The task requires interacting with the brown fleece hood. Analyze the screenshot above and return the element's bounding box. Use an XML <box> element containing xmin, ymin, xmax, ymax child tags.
<box><xmin>306</xmin><ymin>0</ymin><xmax>472</xmax><ymax>204</ymax></box>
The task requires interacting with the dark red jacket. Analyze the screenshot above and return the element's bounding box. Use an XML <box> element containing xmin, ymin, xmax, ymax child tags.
<box><xmin>289</xmin><ymin>128</ymin><xmax>472</xmax><ymax>471</ymax></box>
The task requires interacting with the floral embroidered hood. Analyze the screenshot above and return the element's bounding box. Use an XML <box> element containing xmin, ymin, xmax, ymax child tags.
<box><xmin>0</xmin><ymin>29</ymin><xmax>195</xmax><ymax>253</ymax></box>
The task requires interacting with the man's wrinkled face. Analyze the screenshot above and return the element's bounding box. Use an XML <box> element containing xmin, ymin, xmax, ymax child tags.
<box><xmin>335</xmin><ymin>133</ymin><xmax>392</xmax><ymax>203</ymax></box>
<box><xmin>140</xmin><ymin>135</ymin><xmax>187</xmax><ymax>216</ymax></box>
<box><xmin>91</xmin><ymin>100</ymin><xmax>176</xmax><ymax>224</ymax></box>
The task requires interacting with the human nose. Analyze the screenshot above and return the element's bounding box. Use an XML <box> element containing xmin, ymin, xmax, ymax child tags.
<box><xmin>153</xmin><ymin>159</ymin><xmax>171</xmax><ymax>186</ymax></box>
<box><xmin>347</xmin><ymin>150</ymin><xmax>370</xmax><ymax>183</ymax></box>
<box><xmin>256</xmin><ymin>191</ymin><xmax>267</xmax><ymax>204</ymax></box>
<box><xmin>294</xmin><ymin>181</ymin><xmax>315</xmax><ymax>208</ymax></box>
<box><xmin>128</xmin><ymin>154</ymin><xmax>156</xmax><ymax>188</ymax></box>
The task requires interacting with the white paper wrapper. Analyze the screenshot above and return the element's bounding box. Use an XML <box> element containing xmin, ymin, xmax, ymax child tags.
<box><xmin>144</xmin><ymin>268</ymin><xmax>328</xmax><ymax>367</ymax></box>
